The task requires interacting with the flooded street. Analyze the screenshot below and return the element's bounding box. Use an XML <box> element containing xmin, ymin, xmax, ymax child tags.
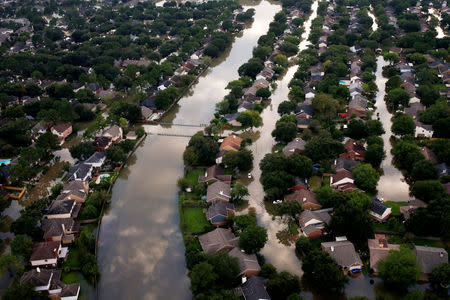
<box><xmin>429</xmin><ymin>8</ymin><xmax>446</xmax><ymax>39</ymax></box>
<box><xmin>373</xmin><ymin>56</ymin><xmax>411</xmax><ymax>202</ymax></box>
<box><xmin>245</xmin><ymin>0</ymin><xmax>318</xmax><ymax>277</ymax></box>
<box><xmin>97</xmin><ymin>1</ymin><xmax>281</xmax><ymax>299</ymax></box>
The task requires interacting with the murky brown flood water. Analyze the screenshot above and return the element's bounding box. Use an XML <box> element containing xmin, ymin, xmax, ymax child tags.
<box><xmin>97</xmin><ymin>1</ymin><xmax>281</xmax><ymax>299</ymax></box>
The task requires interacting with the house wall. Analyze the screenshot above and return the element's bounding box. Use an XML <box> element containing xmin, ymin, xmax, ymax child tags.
<box><xmin>332</xmin><ymin>177</ymin><xmax>354</xmax><ymax>187</ymax></box>
<box><xmin>415</xmin><ymin>127</ymin><xmax>433</xmax><ymax>138</ymax></box>
<box><xmin>61</xmin><ymin>287</ymin><xmax>80</xmax><ymax>300</ymax></box>
<box><xmin>31</xmin><ymin>258</ymin><xmax>58</xmax><ymax>266</ymax></box>
<box><xmin>44</xmin><ymin>213</ymin><xmax>72</xmax><ymax>219</ymax></box>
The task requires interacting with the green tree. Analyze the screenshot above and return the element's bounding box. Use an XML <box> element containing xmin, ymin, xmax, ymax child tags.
<box><xmin>378</xmin><ymin>247</ymin><xmax>420</xmax><ymax>290</ymax></box>
<box><xmin>190</xmin><ymin>262</ymin><xmax>218</xmax><ymax>294</ymax></box>
<box><xmin>429</xmin><ymin>263</ymin><xmax>450</xmax><ymax>292</ymax></box>
<box><xmin>256</xmin><ymin>88</ymin><xmax>271</xmax><ymax>99</ymax></box>
<box><xmin>278</xmin><ymin>101</ymin><xmax>296</xmax><ymax>115</ymax></box>
<box><xmin>184</xmin><ymin>132</ymin><xmax>219</xmax><ymax>166</ymax></box>
<box><xmin>233</xmin><ymin>214</ymin><xmax>257</xmax><ymax>229</ymax></box>
<box><xmin>222</xmin><ymin>149</ymin><xmax>253</xmax><ymax>171</ymax></box>
<box><xmin>3</xmin><ymin>282</ymin><xmax>48</xmax><ymax>300</ymax></box>
<box><xmin>346</xmin><ymin>119</ymin><xmax>368</xmax><ymax>139</ymax></box>
<box><xmin>10</xmin><ymin>235</ymin><xmax>33</xmax><ymax>260</ymax></box>
<box><xmin>239</xmin><ymin>225</ymin><xmax>268</xmax><ymax>254</ymax></box>
<box><xmin>295</xmin><ymin>236</ymin><xmax>312</xmax><ymax>256</ymax></box>
<box><xmin>231</xmin><ymin>182</ymin><xmax>249</xmax><ymax>202</ymax></box>
<box><xmin>106</xmin><ymin>145</ymin><xmax>127</xmax><ymax>163</ymax></box>
<box><xmin>237</xmin><ymin>110</ymin><xmax>262</xmax><ymax>128</ymax></box>
<box><xmin>266</xmin><ymin>271</ymin><xmax>301</xmax><ymax>300</ymax></box>
<box><xmin>302</xmin><ymin>249</ymin><xmax>348</xmax><ymax>292</ymax></box>
<box><xmin>35</xmin><ymin>132</ymin><xmax>59</xmax><ymax>151</ymax></box>
<box><xmin>304</xmin><ymin>136</ymin><xmax>345</xmax><ymax>162</ymax></box>
<box><xmin>410</xmin><ymin>160</ymin><xmax>438</xmax><ymax>181</ymax></box>
<box><xmin>206</xmin><ymin>251</ymin><xmax>239</xmax><ymax>283</ymax></box>
<box><xmin>353</xmin><ymin>163</ymin><xmax>380</xmax><ymax>192</ymax></box>
<box><xmin>287</xmin><ymin>154</ymin><xmax>313</xmax><ymax>178</ymax></box>
<box><xmin>365</xmin><ymin>143</ymin><xmax>385</xmax><ymax>168</ymax></box>
<box><xmin>0</xmin><ymin>254</ymin><xmax>23</xmax><ymax>276</ymax></box>
<box><xmin>410</xmin><ymin>180</ymin><xmax>445</xmax><ymax>202</ymax></box>
<box><xmin>311</xmin><ymin>93</ymin><xmax>340</xmax><ymax>121</ymax></box>
<box><xmin>387</xmin><ymin>88</ymin><xmax>410</xmax><ymax>109</ymax></box>
<box><xmin>392</xmin><ymin>114</ymin><xmax>415</xmax><ymax>136</ymax></box>
<box><xmin>69</xmin><ymin>142</ymin><xmax>95</xmax><ymax>160</ymax></box>
<box><xmin>272</xmin><ymin>121</ymin><xmax>297</xmax><ymax>144</ymax></box>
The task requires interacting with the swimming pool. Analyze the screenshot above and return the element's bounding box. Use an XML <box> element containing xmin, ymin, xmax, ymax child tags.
<box><xmin>0</xmin><ymin>159</ymin><xmax>11</xmax><ymax>166</ymax></box>
<box><xmin>96</xmin><ymin>174</ymin><xmax>111</xmax><ymax>184</ymax></box>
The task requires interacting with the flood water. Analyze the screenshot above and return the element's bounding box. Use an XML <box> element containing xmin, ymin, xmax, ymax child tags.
<box><xmin>97</xmin><ymin>1</ymin><xmax>281</xmax><ymax>299</ymax></box>
<box><xmin>429</xmin><ymin>8</ymin><xmax>446</xmax><ymax>39</ymax></box>
<box><xmin>372</xmin><ymin>56</ymin><xmax>411</xmax><ymax>203</ymax></box>
<box><xmin>244</xmin><ymin>0</ymin><xmax>318</xmax><ymax>277</ymax></box>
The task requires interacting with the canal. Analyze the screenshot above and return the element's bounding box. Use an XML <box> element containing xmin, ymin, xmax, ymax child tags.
<box><xmin>96</xmin><ymin>1</ymin><xmax>281</xmax><ymax>299</ymax></box>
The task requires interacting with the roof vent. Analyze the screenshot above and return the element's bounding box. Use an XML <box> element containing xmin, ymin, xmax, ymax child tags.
<box><xmin>331</xmin><ymin>246</ymin><xmax>334</xmax><ymax>252</ymax></box>
<box><xmin>303</xmin><ymin>197</ymin><xmax>307</xmax><ymax>202</ymax></box>
<box><xmin>37</xmin><ymin>267</ymin><xmax>41</xmax><ymax>273</ymax></box>
<box><xmin>440</xmin><ymin>252</ymin><xmax>444</xmax><ymax>257</ymax></box>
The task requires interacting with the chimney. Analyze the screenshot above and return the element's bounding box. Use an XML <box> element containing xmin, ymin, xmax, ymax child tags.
<box><xmin>242</xmin><ymin>275</ymin><xmax>247</xmax><ymax>284</ymax></box>
<box><xmin>440</xmin><ymin>252</ymin><xmax>444</xmax><ymax>258</ymax></box>
<box><xmin>303</xmin><ymin>197</ymin><xmax>307</xmax><ymax>202</ymax></box>
<box><xmin>331</xmin><ymin>246</ymin><xmax>334</xmax><ymax>252</ymax></box>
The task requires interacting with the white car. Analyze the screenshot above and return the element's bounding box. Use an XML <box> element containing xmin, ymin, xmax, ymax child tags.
<box><xmin>247</xmin><ymin>173</ymin><xmax>252</xmax><ymax>179</ymax></box>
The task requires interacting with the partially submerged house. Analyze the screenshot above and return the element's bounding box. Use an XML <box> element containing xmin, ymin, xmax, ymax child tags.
<box><xmin>368</xmin><ymin>234</ymin><xmax>400</xmax><ymax>272</ymax></box>
<box><xmin>399</xmin><ymin>199</ymin><xmax>427</xmax><ymax>219</ymax></box>
<box><xmin>198</xmin><ymin>228</ymin><xmax>239</xmax><ymax>254</ymax></box>
<box><xmin>219</xmin><ymin>135</ymin><xmax>243</xmax><ymax>152</ymax></box>
<box><xmin>321</xmin><ymin>238</ymin><xmax>363</xmax><ymax>274</ymax></box>
<box><xmin>298</xmin><ymin>210</ymin><xmax>331</xmax><ymax>238</ymax></box>
<box><xmin>282</xmin><ymin>138</ymin><xmax>307</xmax><ymax>157</ymax></box>
<box><xmin>414</xmin><ymin>246</ymin><xmax>448</xmax><ymax>279</ymax></box>
<box><xmin>198</xmin><ymin>165</ymin><xmax>232</xmax><ymax>184</ymax></box>
<box><xmin>284</xmin><ymin>189</ymin><xmax>322</xmax><ymax>211</ymax></box>
<box><xmin>229</xmin><ymin>247</ymin><xmax>261</xmax><ymax>277</ymax></box>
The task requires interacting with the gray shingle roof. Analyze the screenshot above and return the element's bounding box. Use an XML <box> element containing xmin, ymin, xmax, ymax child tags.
<box><xmin>321</xmin><ymin>240</ymin><xmax>362</xmax><ymax>268</ymax></box>
<box><xmin>241</xmin><ymin>276</ymin><xmax>271</xmax><ymax>300</ymax></box>
<box><xmin>198</xmin><ymin>228</ymin><xmax>239</xmax><ymax>254</ymax></box>
<box><xmin>414</xmin><ymin>246</ymin><xmax>448</xmax><ymax>274</ymax></box>
<box><xmin>229</xmin><ymin>247</ymin><xmax>261</xmax><ymax>275</ymax></box>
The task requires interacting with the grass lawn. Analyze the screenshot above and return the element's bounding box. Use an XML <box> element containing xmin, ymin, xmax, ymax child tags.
<box><xmin>182</xmin><ymin>207</ymin><xmax>211</xmax><ymax>233</ymax></box>
<box><xmin>185</xmin><ymin>169</ymin><xmax>205</xmax><ymax>186</ymax></box>
<box><xmin>385</xmin><ymin>201</ymin><xmax>408</xmax><ymax>216</ymax></box>
<box><xmin>61</xmin><ymin>272</ymin><xmax>80</xmax><ymax>284</ymax></box>
<box><xmin>289</xmin><ymin>222</ymin><xmax>299</xmax><ymax>235</ymax></box>
<box><xmin>413</xmin><ymin>238</ymin><xmax>444</xmax><ymax>248</ymax></box>
<box><xmin>373</xmin><ymin>222</ymin><xmax>393</xmax><ymax>232</ymax></box>
<box><xmin>309</xmin><ymin>176</ymin><xmax>322</xmax><ymax>191</ymax></box>
<box><xmin>63</xmin><ymin>248</ymin><xmax>81</xmax><ymax>269</ymax></box>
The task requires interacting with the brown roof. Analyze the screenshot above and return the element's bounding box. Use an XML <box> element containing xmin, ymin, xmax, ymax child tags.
<box><xmin>41</xmin><ymin>218</ymin><xmax>79</xmax><ymax>239</ymax></box>
<box><xmin>21</xmin><ymin>268</ymin><xmax>55</xmax><ymax>287</ymax></box>
<box><xmin>206</xmin><ymin>181</ymin><xmax>231</xmax><ymax>203</ymax></box>
<box><xmin>30</xmin><ymin>241</ymin><xmax>60</xmax><ymax>261</ymax></box>
<box><xmin>368</xmin><ymin>237</ymin><xmax>400</xmax><ymax>270</ymax></box>
<box><xmin>331</xmin><ymin>169</ymin><xmax>353</xmax><ymax>185</ymax></box>
<box><xmin>284</xmin><ymin>189</ymin><xmax>319</xmax><ymax>206</ymax></box>
<box><xmin>219</xmin><ymin>135</ymin><xmax>242</xmax><ymax>151</ymax></box>
<box><xmin>414</xmin><ymin>246</ymin><xmax>448</xmax><ymax>274</ymax></box>
<box><xmin>198</xmin><ymin>228</ymin><xmax>239</xmax><ymax>254</ymax></box>
<box><xmin>51</xmin><ymin>123</ymin><xmax>72</xmax><ymax>133</ymax></box>
<box><xmin>198</xmin><ymin>165</ymin><xmax>232</xmax><ymax>183</ymax></box>
<box><xmin>228</xmin><ymin>247</ymin><xmax>261</xmax><ymax>275</ymax></box>
<box><xmin>420</xmin><ymin>147</ymin><xmax>438</xmax><ymax>164</ymax></box>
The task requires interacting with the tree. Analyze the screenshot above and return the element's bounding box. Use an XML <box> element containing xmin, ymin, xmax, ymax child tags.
<box><xmin>304</xmin><ymin>136</ymin><xmax>345</xmax><ymax>162</ymax></box>
<box><xmin>222</xmin><ymin>149</ymin><xmax>253</xmax><ymax>171</ymax></box>
<box><xmin>190</xmin><ymin>262</ymin><xmax>218</xmax><ymax>294</ymax></box>
<box><xmin>366</xmin><ymin>120</ymin><xmax>385</xmax><ymax>136</ymax></box>
<box><xmin>278</xmin><ymin>200</ymin><xmax>302</xmax><ymax>218</ymax></box>
<box><xmin>353</xmin><ymin>163</ymin><xmax>380</xmax><ymax>192</ymax></box>
<box><xmin>239</xmin><ymin>225</ymin><xmax>268</xmax><ymax>254</ymax></box>
<box><xmin>387</xmin><ymin>88</ymin><xmax>410</xmax><ymax>109</ymax></box>
<box><xmin>278</xmin><ymin>101</ymin><xmax>296</xmax><ymax>115</ymax></box>
<box><xmin>311</xmin><ymin>93</ymin><xmax>340</xmax><ymax>121</ymax></box>
<box><xmin>429</xmin><ymin>263</ymin><xmax>450</xmax><ymax>291</ymax></box>
<box><xmin>237</xmin><ymin>110</ymin><xmax>262</xmax><ymax>128</ymax></box>
<box><xmin>410</xmin><ymin>180</ymin><xmax>445</xmax><ymax>202</ymax></box>
<box><xmin>35</xmin><ymin>132</ymin><xmax>59</xmax><ymax>151</ymax></box>
<box><xmin>272</xmin><ymin>122</ymin><xmax>297</xmax><ymax>144</ymax></box>
<box><xmin>260</xmin><ymin>153</ymin><xmax>288</xmax><ymax>173</ymax></box>
<box><xmin>433</xmin><ymin>117</ymin><xmax>450</xmax><ymax>138</ymax></box>
<box><xmin>346</xmin><ymin>119</ymin><xmax>368</xmax><ymax>139</ymax></box>
<box><xmin>184</xmin><ymin>132</ymin><xmax>219</xmax><ymax>166</ymax></box>
<box><xmin>295</xmin><ymin>236</ymin><xmax>312</xmax><ymax>256</ymax></box>
<box><xmin>378</xmin><ymin>247</ymin><xmax>420</xmax><ymax>290</ymax></box>
<box><xmin>316</xmin><ymin>186</ymin><xmax>347</xmax><ymax>208</ymax></box>
<box><xmin>233</xmin><ymin>214</ymin><xmax>257</xmax><ymax>229</ymax></box>
<box><xmin>69</xmin><ymin>142</ymin><xmax>95</xmax><ymax>160</ymax></box>
<box><xmin>206</xmin><ymin>251</ymin><xmax>239</xmax><ymax>283</ymax></box>
<box><xmin>365</xmin><ymin>143</ymin><xmax>385</xmax><ymax>168</ymax></box>
<box><xmin>417</xmin><ymin>85</ymin><xmax>440</xmax><ymax>107</ymax></box>
<box><xmin>0</xmin><ymin>254</ymin><xmax>23</xmax><ymax>276</ymax></box>
<box><xmin>383</xmin><ymin>52</ymin><xmax>399</xmax><ymax>64</ymax></box>
<box><xmin>256</xmin><ymin>88</ymin><xmax>271</xmax><ymax>99</ymax></box>
<box><xmin>410</xmin><ymin>160</ymin><xmax>438</xmax><ymax>181</ymax></box>
<box><xmin>106</xmin><ymin>145</ymin><xmax>127</xmax><ymax>163</ymax></box>
<box><xmin>287</xmin><ymin>154</ymin><xmax>313</xmax><ymax>178</ymax></box>
<box><xmin>238</xmin><ymin>59</ymin><xmax>264</xmax><ymax>79</ymax></box>
<box><xmin>231</xmin><ymin>182</ymin><xmax>249</xmax><ymax>202</ymax></box>
<box><xmin>266</xmin><ymin>271</ymin><xmax>301</xmax><ymax>300</ymax></box>
<box><xmin>392</xmin><ymin>140</ymin><xmax>424</xmax><ymax>172</ymax></box>
<box><xmin>11</xmin><ymin>235</ymin><xmax>33</xmax><ymax>260</ymax></box>
<box><xmin>302</xmin><ymin>249</ymin><xmax>348</xmax><ymax>293</ymax></box>
<box><xmin>392</xmin><ymin>114</ymin><xmax>415</xmax><ymax>136</ymax></box>
<box><xmin>3</xmin><ymin>282</ymin><xmax>48</xmax><ymax>300</ymax></box>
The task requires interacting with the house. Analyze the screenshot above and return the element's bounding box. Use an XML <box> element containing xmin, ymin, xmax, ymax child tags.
<box><xmin>41</xmin><ymin>218</ymin><xmax>79</xmax><ymax>244</ymax></box>
<box><xmin>368</xmin><ymin>235</ymin><xmax>400</xmax><ymax>272</ymax></box>
<box><xmin>434</xmin><ymin>163</ymin><xmax>449</xmax><ymax>177</ymax></box>
<box><xmin>32</xmin><ymin>122</ymin><xmax>48</xmax><ymax>139</ymax></box>
<box><xmin>224</xmin><ymin>113</ymin><xmax>242</xmax><ymax>127</ymax></box>
<box><xmin>298</xmin><ymin>210</ymin><xmax>331</xmax><ymax>238</ymax></box>
<box><xmin>21</xmin><ymin>268</ymin><xmax>80</xmax><ymax>299</ymax></box>
<box><xmin>282</xmin><ymin>138</ymin><xmax>306</xmax><ymax>157</ymax></box>
<box><xmin>198</xmin><ymin>228</ymin><xmax>239</xmax><ymax>254</ymax></box>
<box><xmin>67</xmin><ymin>163</ymin><xmax>93</xmax><ymax>182</ymax></box>
<box><xmin>229</xmin><ymin>247</ymin><xmax>261</xmax><ymax>277</ymax></box>
<box><xmin>284</xmin><ymin>189</ymin><xmax>322</xmax><ymax>211</ymax></box>
<box><xmin>253</xmin><ymin>79</ymin><xmax>270</xmax><ymax>89</ymax></box>
<box><xmin>198</xmin><ymin>165</ymin><xmax>232</xmax><ymax>184</ymax></box>
<box><xmin>296</xmin><ymin>116</ymin><xmax>311</xmax><ymax>130</ymax></box>
<box><xmin>141</xmin><ymin>106</ymin><xmax>153</xmax><ymax>121</ymax></box>
<box><xmin>295</xmin><ymin>103</ymin><xmax>314</xmax><ymax>118</ymax></box>
<box><xmin>58</xmin><ymin>181</ymin><xmax>88</xmax><ymax>203</ymax></box>
<box><xmin>321</xmin><ymin>238</ymin><xmax>363</xmax><ymax>274</ymax></box>
<box><xmin>126</xmin><ymin>131</ymin><xmax>137</xmax><ymax>140</ymax></box>
<box><xmin>288</xmin><ymin>177</ymin><xmax>309</xmax><ymax>191</ymax></box>
<box><xmin>399</xmin><ymin>199</ymin><xmax>427</xmax><ymax>219</ymax></box>
<box><xmin>94</xmin><ymin>136</ymin><xmax>112</xmax><ymax>152</ymax></box>
<box><xmin>340</xmin><ymin>140</ymin><xmax>366</xmax><ymax>161</ymax></box>
<box><xmin>414</xmin><ymin>121</ymin><xmax>433</xmax><ymax>138</ymax></box>
<box><xmin>44</xmin><ymin>200</ymin><xmax>81</xmax><ymax>219</ymax></box>
<box><xmin>216</xmin><ymin>150</ymin><xmax>228</xmax><ymax>164</ymax></box>
<box><xmin>206</xmin><ymin>181</ymin><xmax>231</xmax><ymax>203</ymax></box>
<box><xmin>334</xmin><ymin>158</ymin><xmax>359</xmax><ymax>172</ymax></box>
<box><xmin>404</xmin><ymin>102</ymin><xmax>425</xmax><ymax>120</ymax></box>
<box><xmin>370</xmin><ymin>198</ymin><xmax>392</xmax><ymax>222</ymax></box>
<box><xmin>206</xmin><ymin>201</ymin><xmax>235</xmax><ymax>227</ymax></box>
<box><xmin>51</xmin><ymin>123</ymin><xmax>73</xmax><ymax>145</ymax></box>
<box><xmin>241</xmin><ymin>276</ymin><xmax>271</xmax><ymax>300</ymax></box>
<box><xmin>219</xmin><ymin>135</ymin><xmax>243</xmax><ymax>152</ymax></box>
<box><xmin>420</xmin><ymin>147</ymin><xmax>438</xmax><ymax>164</ymax></box>
<box><xmin>330</xmin><ymin>169</ymin><xmax>355</xmax><ymax>192</ymax></box>
<box><xmin>414</xmin><ymin>246</ymin><xmax>448</xmax><ymax>278</ymax></box>
<box><xmin>102</xmin><ymin>125</ymin><xmax>123</xmax><ymax>143</ymax></box>
<box><xmin>30</xmin><ymin>241</ymin><xmax>68</xmax><ymax>267</ymax></box>
<box><xmin>84</xmin><ymin>152</ymin><xmax>106</xmax><ymax>168</ymax></box>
